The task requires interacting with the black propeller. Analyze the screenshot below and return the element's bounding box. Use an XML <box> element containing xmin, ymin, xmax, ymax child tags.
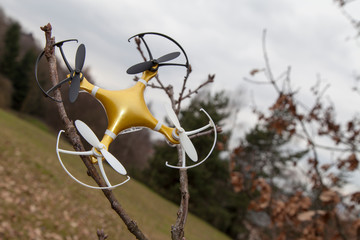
<box><xmin>126</xmin><ymin>51</ymin><xmax>180</xmax><ymax>74</ymax></box>
<box><xmin>35</xmin><ymin>39</ymin><xmax>79</xmax><ymax>102</ymax></box>
<box><xmin>68</xmin><ymin>44</ymin><xmax>86</xmax><ymax>102</ymax></box>
<box><xmin>41</xmin><ymin>43</ymin><xmax>86</xmax><ymax>103</ymax></box>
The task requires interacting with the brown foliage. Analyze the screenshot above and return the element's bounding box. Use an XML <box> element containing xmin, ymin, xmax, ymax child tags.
<box><xmin>319</xmin><ymin>189</ymin><xmax>340</xmax><ymax>204</ymax></box>
<box><xmin>337</xmin><ymin>153</ymin><xmax>359</xmax><ymax>171</ymax></box>
<box><xmin>248</xmin><ymin>178</ymin><xmax>271</xmax><ymax>211</ymax></box>
<box><xmin>265</xmin><ymin>93</ymin><xmax>298</xmax><ymax>136</ymax></box>
<box><xmin>230</xmin><ymin>29</ymin><xmax>360</xmax><ymax>239</ymax></box>
<box><xmin>230</xmin><ymin>171</ymin><xmax>244</xmax><ymax>193</ymax></box>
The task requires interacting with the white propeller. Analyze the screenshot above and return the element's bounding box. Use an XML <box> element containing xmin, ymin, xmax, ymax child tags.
<box><xmin>74</xmin><ymin>120</ymin><xmax>127</xmax><ymax>175</ymax></box>
<box><xmin>164</xmin><ymin>104</ymin><xmax>198</xmax><ymax>162</ymax></box>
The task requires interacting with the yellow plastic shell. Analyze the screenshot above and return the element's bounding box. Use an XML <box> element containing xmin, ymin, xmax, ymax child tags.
<box><xmin>78</xmin><ymin>70</ymin><xmax>179</xmax><ymax>160</ymax></box>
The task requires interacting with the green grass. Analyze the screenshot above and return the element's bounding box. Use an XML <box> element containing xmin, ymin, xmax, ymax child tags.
<box><xmin>0</xmin><ymin>109</ymin><xmax>231</xmax><ymax>240</ymax></box>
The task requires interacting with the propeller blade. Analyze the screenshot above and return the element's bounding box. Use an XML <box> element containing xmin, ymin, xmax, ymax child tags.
<box><xmin>164</xmin><ymin>103</ymin><xmax>198</xmax><ymax>161</ymax></box>
<box><xmin>179</xmin><ymin>133</ymin><xmax>198</xmax><ymax>162</ymax></box>
<box><xmin>69</xmin><ymin>75</ymin><xmax>80</xmax><ymax>103</ymax></box>
<box><xmin>74</xmin><ymin>120</ymin><xmax>100</xmax><ymax>147</ymax></box>
<box><xmin>75</xmin><ymin>120</ymin><xmax>127</xmax><ymax>175</ymax></box>
<box><xmin>126</xmin><ymin>61</ymin><xmax>154</xmax><ymax>74</ymax></box>
<box><xmin>157</xmin><ymin>51</ymin><xmax>180</xmax><ymax>63</ymax></box>
<box><xmin>100</xmin><ymin>149</ymin><xmax>127</xmax><ymax>175</ymax></box>
<box><xmin>75</xmin><ymin>44</ymin><xmax>86</xmax><ymax>72</ymax></box>
<box><xmin>164</xmin><ymin>103</ymin><xmax>181</xmax><ymax>129</ymax></box>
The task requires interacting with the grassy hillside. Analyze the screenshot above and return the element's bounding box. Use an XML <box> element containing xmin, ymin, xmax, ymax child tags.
<box><xmin>0</xmin><ymin>109</ymin><xmax>231</xmax><ymax>240</ymax></box>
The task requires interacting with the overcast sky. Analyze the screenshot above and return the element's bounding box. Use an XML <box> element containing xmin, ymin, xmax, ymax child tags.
<box><xmin>2</xmin><ymin>0</ymin><xmax>360</xmax><ymax>192</ymax></box>
<box><xmin>1</xmin><ymin>0</ymin><xmax>360</xmax><ymax>133</ymax></box>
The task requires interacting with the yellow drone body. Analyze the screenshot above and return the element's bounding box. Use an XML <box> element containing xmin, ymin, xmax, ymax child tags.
<box><xmin>79</xmin><ymin>70</ymin><xmax>179</xmax><ymax>162</ymax></box>
<box><xmin>36</xmin><ymin>34</ymin><xmax>218</xmax><ymax>189</ymax></box>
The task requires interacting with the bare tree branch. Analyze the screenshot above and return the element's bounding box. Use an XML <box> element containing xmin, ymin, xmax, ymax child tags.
<box><xmin>175</xmin><ymin>74</ymin><xmax>215</xmax><ymax>111</ymax></box>
<box><xmin>262</xmin><ymin>29</ymin><xmax>281</xmax><ymax>93</ymax></box>
<box><xmin>132</xmin><ymin>32</ymin><xmax>219</xmax><ymax>240</ymax></box>
<box><xmin>133</xmin><ymin>34</ymin><xmax>218</xmax><ymax>240</ymax></box>
<box><xmin>40</xmin><ymin>23</ymin><xmax>149</xmax><ymax>240</ymax></box>
<box><xmin>171</xmin><ymin>148</ymin><xmax>189</xmax><ymax>240</ymax></box>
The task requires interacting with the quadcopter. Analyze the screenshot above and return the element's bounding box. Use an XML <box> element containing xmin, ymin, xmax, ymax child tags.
<box><xmin>35</xmin><ymin>32</ymin><xmax>217</xmax><ymax>189</ymax></box>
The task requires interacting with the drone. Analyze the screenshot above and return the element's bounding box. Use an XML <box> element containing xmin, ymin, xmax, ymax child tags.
<box><xmin>35</xmin><ymin>32</ymin><xmax>217</xmax><ymax>189</ymax></box>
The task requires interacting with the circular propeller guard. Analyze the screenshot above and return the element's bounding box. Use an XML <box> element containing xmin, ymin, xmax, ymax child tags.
<box><xmin>55</xmin><ymin>121</ymin><xmax>130</xmax><ymax>189</ymax></box>
<box><xmin>35</xmin><ymin>39</ymin><xmax>87</xmax><ymax>103</ymax></box>
<box><xmin>164</xmin><ymin>105</ymin><xmax>217</xmax><ymax>170</ymax></box>
<box><xmin>126</xmin><ymin>32</ymin><xmax>189</xmax><ymax>75</ymax></box>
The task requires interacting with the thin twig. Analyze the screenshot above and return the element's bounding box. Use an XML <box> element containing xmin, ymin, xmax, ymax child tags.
<box><xmin>135</xmin><ymin>37</ymin><xmax>147</xmax><ymax>62</ymax></box>
<box><xmin>176</xmin><ymin>66</ymin><xmax>192</xmax><ymax>113</ymax></box>
<box><xmin>147</xmin><ymin>83</ymin><xmax>165</xmax><ymax>90</ymax></box>
<box><xmin>243</xmin><ymin>77</ymin><xmax>273</xmax><ymax>85</ymax></box>
<box><xmin>97</xmin><ymin>229</ymin><xmax>108</xmax><ymax>240</ymax></box>
<box><xmin>175</xmin><ymin>74</ymin><xmax>215</xmax><ymax>107</ymax></box>
<box><xmin>262</xmin><ymin>29</ymin><xmax>281</xmax><ymax>93</ymax></box>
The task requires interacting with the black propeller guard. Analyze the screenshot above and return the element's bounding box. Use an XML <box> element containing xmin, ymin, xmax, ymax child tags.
<box><xmin>35</xmin><ymin>39</ymin><xmax>86</xmax><ymax>103</ymax></box>
<box><xmin>126</xmin><ymin>32</ymin><xmax>189</xmax><ymax>75</ymax></box>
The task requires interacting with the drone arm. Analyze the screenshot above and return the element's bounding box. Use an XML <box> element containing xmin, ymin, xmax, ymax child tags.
<box><xmin>79</xmin><ymin>76</ymin><xmax>96</xmax><ymax>94</ymax></box>
<box><xmin>158</xmin><ymin>124</ymin><xmax>179</xmax><ymax>145</ymax></box>
<box><xmin>141</xmin><ymin>69</ymin><xmax>158</xmax><ymax>82</ymax></box>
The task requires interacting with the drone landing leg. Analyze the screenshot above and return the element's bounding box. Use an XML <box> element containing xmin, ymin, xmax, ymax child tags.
<box><xmin>97</xmin><ymin>156</ymin><xmax>112</xmax><ymax>187</ymax></box>
<box><xmin>181</xmin><ymin>149</ymin><xmax>186</xmax><ymax>168</ymax></box>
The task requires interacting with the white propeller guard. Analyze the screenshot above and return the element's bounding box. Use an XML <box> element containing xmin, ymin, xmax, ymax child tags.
<box><xmin>56</xmin><ymin>130</ymin><xmax>130</xmax><ymax>189</ymax></box>
<box><xmin>166</xmin><ymin>108</ymin><xmax>217</xmax><ymax>169</ymax></box>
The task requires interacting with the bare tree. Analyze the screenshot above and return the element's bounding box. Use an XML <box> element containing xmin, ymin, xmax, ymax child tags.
<box><xmin>231</xmin><ymin>30</ymin><xmax>360</xmax><ymax>240</ymax></box>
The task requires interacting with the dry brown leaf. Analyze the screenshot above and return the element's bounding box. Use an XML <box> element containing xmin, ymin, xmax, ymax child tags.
<box><xmin>351</xmin><ymin>192</ymin><xmax>360</xmax><ymax>203</ymax></box>
<box><xmin>321</xmin><ymin>164</ymin><xmax>331</xmax><ymax>171</ymax></box>
<box><xmin>253</xmin><ymin>178</ymin><xmax>271</xmax><ymax>210</ymax></box>
<box><xmin>299</xmin><ymin>196</ymin><xmax>312</xmax><ymax>210</ymax></box>
<box><xmin>297</xmin><ymin>210</ymin><xmax>316</xmax><ymax>222</ymax></box>
<box><xmin>347</xmin><ymin>153</ymin><xmax>358</xmax><ymax>171</ymax></box>
<box><xmin>319</xmin><ymin>190</ymin><xmax>340</xmax><ymax>204</ymax></box>
<box><xmin>230</xmin><ymin>171</ymin><xmax>244</xmax><ymax>193</ymax></box>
